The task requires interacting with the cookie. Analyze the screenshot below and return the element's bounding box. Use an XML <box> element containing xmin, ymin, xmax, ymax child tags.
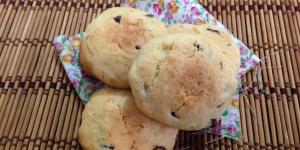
<box><xmin>79</xmin><ymin>7</ymin><xmax>167</xmax><ymax>88</ymax></box>
<box><xmin>128</xmin><ymin>33</ymin><xmax>238</xmax><ymax>130</ymax></box>
<box><xmin>167</xmin><ymin>24</ymin><xmax>240</xmax><ymax>72</ymax></box>
<box><xmin>78</xmin><ymin>87</ymin><xmax>178</xmax><ymax>150</ymax></box>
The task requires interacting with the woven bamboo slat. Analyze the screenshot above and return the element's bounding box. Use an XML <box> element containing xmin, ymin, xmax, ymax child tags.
<box><xmin>0</xmin><ymin>0</ymin><xmax>300</xmax><ymax>149</ymax></box>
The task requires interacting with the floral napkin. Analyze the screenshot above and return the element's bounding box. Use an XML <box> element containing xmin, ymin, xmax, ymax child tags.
<box><xmin>53</xmin><ymin>0</ymin><xmax>260</xmax><ymax>141</ymax></box>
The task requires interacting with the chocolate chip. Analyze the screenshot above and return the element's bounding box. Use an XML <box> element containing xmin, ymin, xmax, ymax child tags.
<box><xmin>153</xmin><ymin>146</ymin><xmax>166</xmax><ymax>150</ymax></box>
<box><xmin>100</xmin><ymin>144</ymin><xmax>115</xmax><ymax>149</ymax></box>
<box><xmin>146</xmin><ymin>14</ymin><xmax>154</xmax><ymax>18</ymax></box>
<box><xmin>211</xmin><ymin>119</ymin><xmax>218</xmax><ymax>127</ymax></box>
<box><xmin>194</xmin><ymin>43</ymin><xmax>203</xmax><ymax>51</ymax></box>
<box><xmin>227</xmin><ymin>43</ymin><xmax>232</xmax><ymax>46</ymax></box>
<box><xmin>206</xmin><ymin>28</ymin><xmax>221</xmax><ymax>35</ymax></box>
<box><xmin>220</xmin><ymin>61</ymin><xmax>223</xmax><ymax>69</ymax></box>
<box><xmin>135</xmin><ymin>45</ymin><xmax>141</xmax><ymax>50</ymax></box>
<box><xmin>144</xmin><ymin>84</ymin><xmax>149</xmax><ymax>92</ymax></box>
<box><xmin>171</xmin><ymin>112</ymin><xmax>180</xmax><ymax>119</ymax></box>
<box><xmin>114</xmin><ymin>16</ymin><xmax>121</xmax><ymax>23</ymax></box>
<box><xmin>217</xmin><ymin>102</ymin><xmax>225</xmax><ymax>108</ymax></box>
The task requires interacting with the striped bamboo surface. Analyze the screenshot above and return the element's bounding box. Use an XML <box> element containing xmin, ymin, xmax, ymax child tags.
<box><xmin>0</xmin><ymin>0</ymin><xmax>300</xmax><ymax>149</ymax></box>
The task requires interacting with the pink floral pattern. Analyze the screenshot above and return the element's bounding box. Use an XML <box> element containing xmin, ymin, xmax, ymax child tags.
<box><xmin>191</xmin><ymin>7</ymin><xmax>200</xmax><ymax>15</ymax></box>
<box><xmin>53</xmin><ymin>33</ymin><xmax>104</xmax><ymax>104</ymax></box>
<box><xmin>152</xmin><ymin>4</ymin><xmax>162</xmax><ymax>15</ymax></box>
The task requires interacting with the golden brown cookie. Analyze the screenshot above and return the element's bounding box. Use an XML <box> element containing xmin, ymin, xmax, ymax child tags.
<box><xmin>79</xmin><ymin>7</ymin><xmax>167</xmax><ymax>88</ymax></box>
<box><xmin>78</xmin><ymin>87</ymin><xmax>178</xmax><ymax>150</ymax></box>
<box><xmin>167</xmin><ymin>24</ymin><xmax>240</xmax><ymax>72</ymax></box>
<box><xmin>128</xmin><ymin>33</ymin><xmax>238</xmax><ymax>130</ymax></box>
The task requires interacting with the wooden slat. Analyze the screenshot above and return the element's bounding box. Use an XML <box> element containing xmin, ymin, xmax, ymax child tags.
<box><xmin>0</xmin><ymin>0</ymin><xmax>300</xmax><ymax>149</ymax></box>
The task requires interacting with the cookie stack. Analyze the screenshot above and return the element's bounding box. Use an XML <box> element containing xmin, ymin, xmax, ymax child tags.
<box><xmin>78</xmin><ymin>7</ymin><xmax>240</xmax><ymax>150</ymax></box>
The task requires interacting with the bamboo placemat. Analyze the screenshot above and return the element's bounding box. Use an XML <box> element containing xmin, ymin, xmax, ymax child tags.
<box><xmin>0</xmin><ymin>0</ymin><xmax>299</xmax><ymax>149</ymax></box>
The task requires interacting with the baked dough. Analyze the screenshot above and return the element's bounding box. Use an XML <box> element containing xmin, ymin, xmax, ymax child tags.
<box><xmin>79</xmin><ymin>7</ymin><xmax>167</xmax><ymax>88</ymax></box>
<box><xmin>128</xmin><ymin>33</ymin><xmax>238</xmax><ymax>130</ymax></box>
<box><xmin>167</xmin><ymin>23</ymin><xmax>240</xmax><ymax>72</ymax></box>
<box><xmin>79</xmin><ymin>87</ymin><xmax>178</xmax><ymax>150</ymax></box>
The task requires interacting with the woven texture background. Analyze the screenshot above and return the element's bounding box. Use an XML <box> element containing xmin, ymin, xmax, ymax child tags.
<box><xmin>0</xmin><ymin>0</ymin><xmax>300</xmax><ymax>149</ymax></box>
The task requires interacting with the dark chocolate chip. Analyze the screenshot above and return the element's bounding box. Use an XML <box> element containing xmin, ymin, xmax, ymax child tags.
<box><xmin>101</xmin><ymin>144</ymin><xmax>115</xmax><ymax>149</ymax></box>
<box><xmin>206</xmin><ymin>28</ymin><xmax>221</xmax><ymax>35</ymax></box>
<box><xmin>146</xmin><ymin>14</ymin><xmax>154</xmax><ymax>18</ymax></box>
<box><xmin>220</xmin><ymin>61</ymin><xmax>223</xmax><ymax>69</ymax></box>
<box><xmin>211</xmin><ymin>119</ymin><xmax>218</xmax><ymax>127</ymax></box>
<box><xmin>194</xmin><ymin>43</ymin><xmax>203</xmax><ymax>51</ymax></box>
<box><xmin>114</xmin><ymin>16</ymin><xmax>121</xmax><ymax>23</ymax></box>
<box><xmin>171</xmin><ymin>112</ymin><xmax>180</xmax><ymax>119</ymax></box>
<box><xmin>217</xmin><ymin>102</ymin><xmax>225</xmax><ymax>108</ymax></box>
<box><xmin>135</xmin><ymin>45</ymin><xmax>141</xmax><ymax>50</ymax></box>
<box><xmin>227</xmin><ymin>43</ymin><xmax>232</xmax><ymax>46</ymax></box>
<box><xmin>144</xmin><ymin>84</ymin><xmax>149</xmax><ymax>92</ymax></box>
<box><xmin>153</xmin><ymin>146</ymin><xmax>166</xmax><ymax>150</ymax></box>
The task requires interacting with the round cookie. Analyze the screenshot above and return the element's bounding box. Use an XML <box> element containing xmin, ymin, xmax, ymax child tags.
<box><xmin>128</xmin><ymin>33</ymin><xmax>238</xmax><ymax>130</ymax></box>
<box><xmin>79</xmin><ymin>87</ymin><xmax>178</xmax><ymax>150</ymax></box>
<box><xmin>167</xmin><ymin>24</ymin><xmax>240</xmax><ymax>72</ymax></box>
<box><xmin>79</xmin><ymin>7</ymin><xmax>167</xmax><ymax>88</ymax></box>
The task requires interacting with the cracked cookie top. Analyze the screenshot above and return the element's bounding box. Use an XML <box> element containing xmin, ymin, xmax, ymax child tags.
<box><xmin>167</xmin><ymin>23</ymin><xmax>240</xmax><ymax>72</ymax></box>
<box><xmin>128</xmin><ymin>33</ymin><xmax>238</xmax><ymax>130</ymax></box>
<box><xmin>78</xmin><ymin>87</ymin><xmax>178</xmax><ymax>150</ymax></box>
